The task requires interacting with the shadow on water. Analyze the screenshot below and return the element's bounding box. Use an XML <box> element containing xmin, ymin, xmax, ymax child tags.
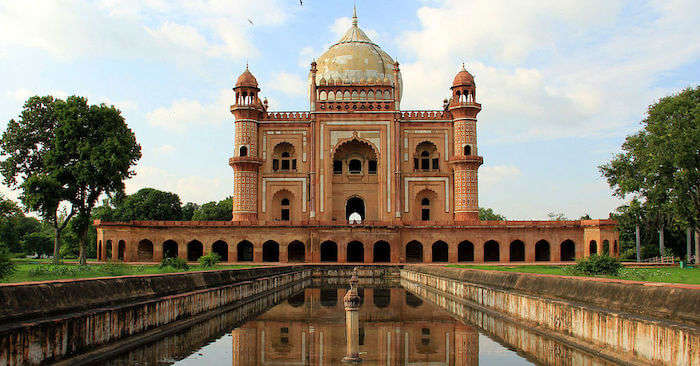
<box><xmin>96</xmin><ymin>279</ymin><xmax>620</xmax><ymax>366</ymax></box>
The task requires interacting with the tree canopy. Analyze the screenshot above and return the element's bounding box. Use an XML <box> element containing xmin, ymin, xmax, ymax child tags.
<box><xmin>0</xmin><ymin>95</ymin><xmax>141</xmax><ymax>263</ymax></box>
<box><xmin>600</xmin><ymin>86</ymin><xmax>699</xmax><ymax>258</ymax></box>
<box><xmin>479</xmin><ymin>207</ymin><xmax>506</xmax><ymax>221</ymax></box>
<box><xmin>191</xmin><ymin>197</ymin><xmax>233</xmax><ymax>221</ymax></box>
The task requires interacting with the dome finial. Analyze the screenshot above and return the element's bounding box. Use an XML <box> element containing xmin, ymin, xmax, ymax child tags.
<box><xmin>352</xmin><ymin>4</ymin><xmax>358</xmax><ymax>26</ymax></box>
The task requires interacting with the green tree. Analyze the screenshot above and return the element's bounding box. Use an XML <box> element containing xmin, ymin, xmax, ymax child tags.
<box><xmin>23</xmin><ymin>231</ymin><xmax>54</xmax><ymax>258</ymax></box>
<box><xmin>600</xmin><ymin>86</ymin><xmax>699</xmax><ymax>258</ymax></box>
<box><xmin>114</xmin><ymin>188</ymin><xmax>183</xmax><ymax>221</ymax></box>
<box><xmin>181</xmin><ymin>202</ymin><xmax>199</xmax><ymax>221</ymax></box>
<box><xmin>191</xmin><ymin>197</ymin><xmax>233</xmax><ymax>220</ymax></box>
<box><xmin>479</xmin><ymin>207</ymin><xmax>506</xmax><ymax>221</ymax></box>
<box><xmin>0</xmin><ymin>96</ymin><xmax>75</xmax><ymax>263</ymax></box>
<box><xmin>51</xmin><ymin>96</ymin><xmax>141</xmax><ymax>264</ymax></box>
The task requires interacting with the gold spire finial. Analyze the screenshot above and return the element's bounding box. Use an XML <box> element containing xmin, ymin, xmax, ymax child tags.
<box><xmin>352</xmin><ymin>4</ymin><xmax>358</xmax><ymax>26</ymax></box>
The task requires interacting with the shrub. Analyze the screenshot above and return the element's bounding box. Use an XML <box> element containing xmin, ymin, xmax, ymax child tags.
<box><xmin>100</xmin><ymin>262</ymin><xmax>128</xmax><ymax>276</ymax></box>
<box><xmin>571</xmin><ymin>254</ymin><xmax>623</xmax><ymax>276</ymax></box>
<box><xmin>0</xmin><ymin>249</ymin><xmax>16</xmax><ymax>280</ymax></box>
<box><xmin>160</xmin><ymin>257</ymin><xmax>189</xmax><ymax>271</ymax></box>
<box><xmin>199</xmin><ymin>253</ymin><xmax>221</xmax><ymax>268</ymax></box>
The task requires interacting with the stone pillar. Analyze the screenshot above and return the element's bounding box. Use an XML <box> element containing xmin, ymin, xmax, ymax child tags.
<box><xmin>448</xmin><ymin>243</ymin><xmax>458</xmax><ymax>263</ymax></box>
<box><xmin>343</xmin><ymin>268</ymin><xmax>362</xmax><ymax>363</ymax></box>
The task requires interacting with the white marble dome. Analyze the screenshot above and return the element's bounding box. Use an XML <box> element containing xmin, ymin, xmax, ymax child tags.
<box><xmin>312</xmin><ymin>10</ymin><xmax>402</xmax><ymax>100</ymax></box>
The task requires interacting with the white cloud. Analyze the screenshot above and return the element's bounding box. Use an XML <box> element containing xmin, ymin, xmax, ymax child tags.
<box><xmin>398</xmin><ymin>0</ymin><xmax>700</xmax><ymax>141</ymax></box>
<box><xmin>479</xmin><ymin>165</ymin><xmax>522</xmax><ymax>185</ymax></box>
<box><xmin>0</xmin><ymin>0</ymin><xmax>291</xmax><ymax>63</ymax></box>
<box><xmin>146</xmin><ymin>89</ymin><xmax>232</xmax><ymax>132</ymax></box>
<box><xmin>267</xmin><ymin>72</ymin><xmax>307</xmax><ymax>97</ymax></box>
<box><xmin>125</xmin><ymin>165</ymin><xmax>228</xmax><ymax>203</ymax></box>
<box><xmin>153</xmin><ymin>144</ymin><xmax>176</xmax><ymax>156</ymax></box>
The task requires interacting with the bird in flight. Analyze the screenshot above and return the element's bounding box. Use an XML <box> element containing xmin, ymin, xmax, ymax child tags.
<box><xmin>299</xmin><ymin>0</ymin><xmax>303</xmax><ymax>5</ymax></box>
<box><xmin>248</xmin><ymin>18</ymin><xmax>254</xmax><ymax>25</ymax></box>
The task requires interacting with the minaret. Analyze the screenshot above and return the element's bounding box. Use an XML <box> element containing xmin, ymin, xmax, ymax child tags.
<box><xmin>449</xmin><ymin>65</ymin><xmax>483</xmax><ymax>222</ymax></box>
<box><xmin>230</xmin><ymin>66</ymin><xmax>265</xmax><ymax>222</ymax></box>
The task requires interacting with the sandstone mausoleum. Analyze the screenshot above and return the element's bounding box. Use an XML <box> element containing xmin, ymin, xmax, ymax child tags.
<box><xmin>95</xmin><ymin>10</ymin><xmax>618</xmax><ymax>264</ymax></box>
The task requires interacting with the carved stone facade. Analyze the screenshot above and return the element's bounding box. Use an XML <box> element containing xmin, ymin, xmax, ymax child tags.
<box><xmin>95</xmin><ymin>10</ymin><xmax>618</xmax><ymax>263</ymax></box>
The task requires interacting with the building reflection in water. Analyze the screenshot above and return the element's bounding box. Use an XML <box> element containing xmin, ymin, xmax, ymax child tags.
<box><xmin>231</xmin><ymin>287</ymin><xmax>479</xmax><ymax>365</ymax></box>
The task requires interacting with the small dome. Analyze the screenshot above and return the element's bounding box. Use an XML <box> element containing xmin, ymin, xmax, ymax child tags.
<box><xmin>236</xmin><ymin>66</ymin><xmax>258</xmax><ymax>88</ymax></box>
<box><xmin>453</xmin><ymin>65</ymin><xmax>474</xmax><ymax>87</ymax></box>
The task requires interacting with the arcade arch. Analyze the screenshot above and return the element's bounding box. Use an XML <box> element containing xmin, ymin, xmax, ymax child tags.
<box><xmin>237</xmin><ymin>241</ymin><xmax>254</xmax><ymax>262</ymax></box>
<box><xmin>406</xmin><ymin>241</ymin><xmax>423</xmax><ymax>263</ymax></box>
<box><xmin>347</xmin><ymin>241</ymin><xmax>364</xmax><ymax>262</ymax></box>
<box><xmin>484</xmin><ymin>240</ymin><xmax>500</xmax><ymax>262</ymax></box>
<box><xmin>510</xmin><ymin>240</ymin><xmax>525</xmax><ymax>262</ymax></box>
<box><xmin>535</xmin><ymin>240</ymin><xmax>550</xmax><ymax>261</ymax></box>
<box><xmin>263</xmin><ymin>241</ymin><xmax>280</xmax><ymax>262</ymax></box>
<box><xmin>288</xmin><ymin>241</ymin><xmax>305</xmax><ymax>262</ymax></box>
<box><xmin>458</xmin><ymin>241</ymin><xmax>474</xmax><ymax>262</ymax></box>
<box><xmin>432</xmin><ymin>241</ymin><xmax>448</xmax><ymax>262</ymax></box>
<box><xmin>137</xmin><ymin>239</ymin><xmax>153</xmax><ymax>262</ymax></box>
<box><xmin>163</xmin><ymin>240</ymin><xmax>178</xmax><ymax>259</ymax></box>
<box><xmin>187</xmin><ymin>240</ymin><xmax>203</xmax><ymax>261</ymax></box>
<box><xmin>373</xmin><ymin>241</ymin><xmax>391</xmax><ymax>262</ymax></box>
<box><xmin>321</xmin><ymin>241</ymin><xmax>338</xmax><ymax>262</ymax></box>
<box><xmin>212</xmin><ymin>240</ymin><xmax>228</xmax><ymax>261</ymax></box>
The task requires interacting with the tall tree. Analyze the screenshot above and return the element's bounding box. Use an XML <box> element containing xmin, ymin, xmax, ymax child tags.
<box><xmin>600</xmin><ymin>86</ymin><xmax>699</xmax><ymax>258</ymax></box>
<box><xmin>51</xmin><ymin>97</ymin><xmax>140</xmax><ymax>264</ymax></box>
<box><xmin>0</xmin><ymin>96</ymin><xmax>75</xmax><ymax>263</ymax></box>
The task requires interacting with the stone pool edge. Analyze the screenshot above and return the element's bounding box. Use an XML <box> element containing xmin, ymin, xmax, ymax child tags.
<box><xmin>401</xmin><ymin>265</ymin><xmax>700</xmax><ymax>366</ymax></box>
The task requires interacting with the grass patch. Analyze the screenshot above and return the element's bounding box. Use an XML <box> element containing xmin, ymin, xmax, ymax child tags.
<box><xmin>2</xmin><ymin>260</ymin><xmax>260</xmax><ymax>283</ymax></box>
<box><xmin>446</xmin><ymin>265</ymin><xmax>700</xmax><ymax>285</ymax></box>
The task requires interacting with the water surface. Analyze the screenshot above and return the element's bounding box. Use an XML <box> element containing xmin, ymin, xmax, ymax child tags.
<box><xmin>105</xmin><ymin>285</ymin><xmax>617</xmax><ymax>365</ymax></box>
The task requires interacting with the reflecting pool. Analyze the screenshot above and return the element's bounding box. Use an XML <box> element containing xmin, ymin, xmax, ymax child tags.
<box><xmin>103</xmin><ymin>285</ymin><xmax>619</xmax><ymax>365</ymax></box>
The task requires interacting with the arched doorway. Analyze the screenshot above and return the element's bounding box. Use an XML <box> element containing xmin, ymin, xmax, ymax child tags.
<box><xmin>288</xmin><ymin>241</ymin><xmax>305</xmax><ymax>262</ymax></box>
<box><xmin>321</xmin><ymin>241</ymin><xmax>338</xmax><ymax>262</ymax></box>
<box><xmin>535</xmin><ymin>240</ymin><xmax>550</xmax><ymax>261</ymax></box>
<box><xmin>561</xmin><ymin>240</ymin><xmax>575</xmax><ymax>261</ymax></box>
<box><xmin>405</xmin><ymin>292</ymin><xmax>423</xmax><ymax>307</ymax></box>
<box><xmin>237</xmin><ymin>241</ymin><xmax>254</xmax><ymax>262</ymax></box>
<box><xmin>510</xmin><ymin>240</ymin><xmax>525</xmax><ymax>261</ymax></box>
<box><xmin>320</xmin><ymin>289</ymin><xmax>337</xmax><ymax>307</ymax></box>
<box><xmin>137</xmin><ymin>240</ymin><xmax>153</xmax><ymax>262</ymax></box>
<box><xmin>287</xmin><ymin>291</ymin><xmax>305</xmax><ymax>307</ymax></box>
<box><xmin>432</xmin><ymin>241</ymin><xmax>448</xmax><ymax>262</ymax></box>
<box><xmin>106</xmin><ymin>240</ymin><xmax>113</xmax><ymax>260</ymax></box>
<box><xmin>406</xmin><ymin>241</ymin><xmax>423</xmax><ymax>263</ymax></box>
<box><xmin>373</xmin><ymin>289</ymin><xmax>391</xmax><ymax>308</ymax></box>
<box><xmin>373</xmin><ymin>241</ymin><xmax>391</xmax><ymax>263</ymax></box>
<box><xmin>484</xmin><ymin>240</ymin><xmax>500</xmax><ymax>262</ymax></box>
<box><xmin>98</xmin><ymin>240</ymin><xmax>102</xmax><ymax>260</ymax></box>
<box><xmin>589</xmin><ymin>240</ymin><xmax>597</xmax><ymax>255</ymax></box>
<box><xmin>163</xmin><ymin>240</ymin><xmax>178</xmax><ymax>259</ymax></box>
<box><xmin>187</xmin><ymin>240</ymin><xmax>203</xmax><ymax>261</ymax></box>
<box><xmin>458</xmin><ymin>241</ymin><xmax>474</xmax><ymax>262</ymax></box>
<box><xmin>346</xmin><ymin>197</ymin><xmax>365</xmax><ymax>223</ymax></box>
<box><xmin>117</xmin><ymin>240</ymin><xmax>126</xmax><ymax>261</ymax></box>
<box><xmin>263</xmin><ymin>241</ymin><xmax>280</xmax><ymax>262</ymax></box>
<box><xmin>347</xmin><ymin>241</ymin><xmax>364</xmax><ymax>262</ymax></box>
<box><xmin>212</xmin><ymin>240</ymin><xmax>228</xmax><ymax>261</ymax></box>
<box><xmin>603</xmin><ymin>240</ymin><xmax>610</xmax><ymax>255</ymax></box>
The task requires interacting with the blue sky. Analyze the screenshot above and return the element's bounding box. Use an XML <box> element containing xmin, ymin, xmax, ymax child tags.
<box><xmin>0</xmin><ymin>0</ymin><xmax>697</xmax><ymax>220</ymax></box>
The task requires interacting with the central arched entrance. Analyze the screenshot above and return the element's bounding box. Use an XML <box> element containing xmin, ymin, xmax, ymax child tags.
<box><xmin>346</xmin><ymin>197</ymin><xmax>365</xmax><ymax>223</ymax></box>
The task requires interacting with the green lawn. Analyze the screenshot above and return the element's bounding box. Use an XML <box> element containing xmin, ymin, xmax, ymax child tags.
<box><xmin>446</xmin><ymin>265</ymin><xmax>700</xmax><ymax>285</ymax></box>
<box><xmin>2</xmin><ymin>259</ymin><xmax>260</xmax><ymax>283</ymax></box>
